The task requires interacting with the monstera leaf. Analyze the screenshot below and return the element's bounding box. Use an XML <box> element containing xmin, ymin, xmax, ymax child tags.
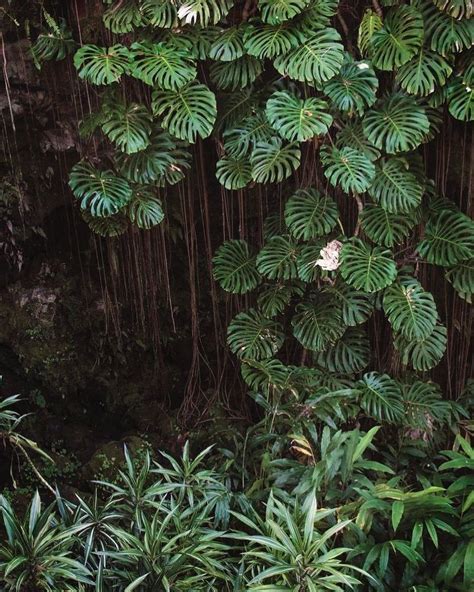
<box><xmin>130</xmin><ymin>42</ymin><xmax>196</xmax><ymax>89</ymax></box>
<box><xmin>69</xmin><ymin>162</ymin><xmax>132</xmax><ymax>217</ymax></box>
<box><xmin>314</xmin><ymin>327</ymin><xmax>370</xmax><ymax>374</ymax></box>
<box><xmin>325</xmin><ymin>282</ymin><xmax>375</xmax><ymax>326</ymax></box>
<box><xmin>363</xmin><ymin>94</ymin><xmax>430</xmax><ymax>154</ymax></box>
<box><xmin>447</xmin><ymin>77</ymin><xmax>474</xmax><ymax>121</ymax></box>
<box><xmin>402</xmin><ymin>381</ymin><xmax>450</xmax><ymax>428</ymax></box>
<box><xmin>152</xmin><ymin>82</ymin><xmax>217</xmax><ymax>142</ymax></box>
<box><xmin>396</xmin><ymin>50</ymin><xmax>453</xmax><ymax>97</ymax></box>
<box><xmin>209</xmin><ymin>26</ymin><xmax>245</xmax><ymax>61</ymax></box>
<box><xmin>356</xmin><ymin>372</ymin><xmax>404</xmax><ymax>423</ymax></box>
<box><xmin>103</xmin><ymin>0</ymin><xmax>142</xmax><ymax>33</ymax></box>
<box><xmin>32</xmin><ymin>18</ymin><xmax>75</xmax><ymax>63</ymax></box>
<box><xmin>101</xmin><ymin>103</ymin><xmax>152</xmax><ymax>154</ymax></box>
<box><xmin>274</xmin><ymin>29</ymin><xmax>345</xmax><ymax>85</ymax></box>
<box><xmin>213</xmin><ymin>240</ymin><xmax>261</xmax><ymax>294</ymax></box>
<box><xmin>256</xmin><ymin>235</ymin><xmax>299</xmax><ymax>280</ymax></box>
<box><xmin>383</xmin><ymin>280</ymin><xmax>438</xmax><ymax>340</ymax></box>
<box><xmin>266</xmin><ymin>91</ymin><xmax>333</xmax><ymax>141</ymax></box>
<box><xmin>250</xmin><ymin>138</ymin><xmax>301</xmax><ymax>183</ymax></box>
<box><xmin>368</xmin><ymin>158</ymin><xmax>424</xmax><ymax>214</ymax></box>
<box><xmin>296</xmin><ymin>244</ymin><xmax>325</xmax><ymax>282</ymax></box>
<box><xmin>177</xmin><ymin>0</ymin><xmax>234</xmax><ymax>26</ymax></box>
<box><xmin>227</xmin><ymin>309</ymin><xmax>285</xmax><ymax>360</ymax></box>
<box><xmin>291</xmin><ymin>298</ymin><xmax>345</xmax><ymax>352</ymax></box>
<box><xmin>371</xmin><ymin>5</ymin><xmax>424</xmax><ymax>71</ymax></box>
<box><xmin>284</xmin><ymin>189</ymin><xmax>339</xmax><ymax>240</ymax></box>
<box><xmin>116</xmin><ymin>129</ymin><xmax>177</xmax><ymax>184</ymax></box>
<box><xmin>417</xmin><ymin>210</ymin><xmax>474</xmax><ymax>266</ymax></box>
<box><xmin>427</xmin><ymin>8</ymin><xmax>473</xmax><ymax>56</ymax></box>
<box><xmin>223</xmin><ymin>113</ymin><xmax>274</xmax><ymax>158</ymax></box>
<box><xmin>323</xmin><ymin>60</ymin><xmax>378</xmax><ymax>115</ymax></box>
<box><xmin>360</xmin><ymin>203</ymin><xmax>414</xmax><ymax>247</ymax></box>
<box><xmin>394</xmin><ymin>325</ymin><xmax>447</xmax><ymax>371</ymax></box>
<box><xmin>340</xmin><ymin>238</ymin><xmax>397</xmax><ymax>293</ymax></box>
<box><xmin>336</xmin><ymin>121</ymin><xmax>380</xmax><ymax>161</ymax></box>
<box><xmin>358</xmin><ymin>9</ymin><xmax>383</xmax><ymax>56</ymax></box>
<box><xmin>243</xmin><ymin>21</ymin><xmax>305</xmax><ymax>59</ymax></box>
<box><xmin>445</xmin><ymin>259</ymin><xmax>474</xmax><ymax>303</ymax></box>
<box><xmin>241</xmin><ymin>358</ymin><xmax>290</xmax><ymax>391</ymax></box>
<box><xmin>433</xmin><ymin>0</ymin><xmax>473</xmax><ymax>18</ymax></box>
<box><xmin>257</xmin><ymin>283</ymin><xmax>304</xmax><ymax>318</ymax></box>
<box><xmin>210</xmin><ymin>55</ymin><xmax>263</xmax><ymax>90</ymax></box>
<box><xmin>321</xmin><ymin>146</ymin><xmax>375</xmax><ymax>194</ymax></box>
<box><xmin>127</xmin><ymin>188</ymin><xmax>164</xmax><ymax>229</ymax></box>
<box><xmin>74</xmin><ymin>44</ymin><xmax>130</xmax><ymax>85</ymax></box>
<box><xmin>141</xmin><ymin>0</ymin><xmax>178</xmax><ymax>27</ymax></box>
<box><xmin>259</xmin><ymin>0</ymin><xmax>311</xmax><ymax>24</ymax></box>
<box><xmin>216</xmin><ymin>156</ymin><xmax>252</xmax><ymax>189</ymax></box>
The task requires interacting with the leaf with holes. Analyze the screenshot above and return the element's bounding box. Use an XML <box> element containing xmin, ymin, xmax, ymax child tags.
<box><xmin>130</xmin><ymin>42</ymin><xmax>196</xmax><ymax>90</ymax></box>
<box><xmin>127</xmin><ymin>188</ymin><xmax>164</xmax><ymax>229</ymax></box>
<box><xmin>250</xmin><ymin>138</ymin><xmax>301</xmax><ymax>184</ymax></box>
<box><xmin>323</xmin><ymin>60</ymin><xmax>378</xmax><ymax>116</ymax></box>
<box><xmin>82</xmin><ymin>211</ymin><xmax>128</xmax><ymax>237</ymax></box>
<box><xmin>210</xmin><ymin>55</ymin><xmax>263</xmax><ymax>90</ymax></box>
<box><xmin>417</xmin><ymin>210</ymin><xmax>474</xmax><ymax>266</ymax></box>
<box><xmin>69</xmin><ymin>162</ymin><xmax>133</xmax><ymax>217</ymax></box>
<box><xmin>297</xmin><ymin>244</ymin><xmax>325</xmax><ymax>282</ymax></box>
<box><xmin>321</xmin><ymin>146</ymin><xmax>375</xmax><ymax>194</ymax></box>
<box><xmin>284</xmin><ymin>189</ymin><xmax>339</xmax><ymax>240</ymax></box>
<box><xmin>74</xmin><ymin>44</ymin><xmax>130</xmax><ymax>85</ymax></box>
<box><xmin>325</xmin><ymin>281</ymin><xmax>375</xmax><ymax>326</ymax></box>
<box><xmin>266</xmin><ymin>91</ymin><xmax>333</xmax><ymax>142</ymax></box>
<box><xmin>258</xmin><ymin>283</ymin><xmax>304</xmax><ymax>318</ymax></box>
<box><xmin>243</xmin><ymin>21</ymin><xmax>305</xmax><ymax>59</ymax></box>
<box><xmin>227</xmin><ymin>309</ymin><xmax>285</xmax><ymax>360</ymax></box>
<box><xmin>396</xmin><ymin>49</ymin><xmax>452</xmax><ymax>97</ymax></box>
<box><xmin>274</xmin><ymin>29</ymin><xmax>345</xmax><ymax>85</ymax></box>
<box><xmin>141</xmin><ymin>0</ymin><xmax>177</xmax><ymax>27</ymax></box>
<box><xmin>433</xmin><ymin>0</ymin><xmax>473</xmax><ymax>20</ymax></box>
<box><xmin>209</xmin><ymin>26</ymin><xmax>245</xmax><ymax>61</ymax></box>
<box><xmin>315</xmin><ymin>327</ymin><xmax>370</xmax><ymax>374</ymax></box>
<box><xmin>241</xmin><ymin>358</ymin><xmax>290</xmax><ymax>391</ymax></box>
<box><xmin>177</xmin><ymin>0</ymin><xmax>234</xmax><ymax>26</ymax></box>
<box><xmin>402</xmin><ymin>381</ymin><xmax>450</xmax><ymax>428</ymax></box>
<box><xmin>383</xmin><ymin>280</ymin><xmax>438</xmax><ymax>341</ymax></box>
<box><xmin>368</xmin><ymin>158</ymin><xmax>424</xmax><ymax>214</ymax></box>
<box><xmin>445</xmin><ymin>259</ymin><xmax>474</xmax><ymax>303</ymax></box>
<box><xmin>394</xmin><ymin>325</ymin><xmax>447</xmax><ymax>371</ymax></box>
<box><xmin>447</xmin><ymin>77</ymin><xmax>474</xmax><ymax>122</ymax></box>
<box><xmin>152</xmin><ymin>82</ymin><xmax>217</xmax><ymax>142</ymax></box>
<box><xmin>292</xmin><ymin>298</ymin><xmax>345</xmax><ymax>352</ymax></box>
<box><xmin>360</xmin><ymin>203</ymin><xmax>414</xmax><ymax>247</ymax></box>
<box><xmin>256</xmin><ymin>235</ymin><xmax>299</xmax><ymax>280</ymax></box>
<box><xmin>358</xmin><ymin>9</ymin><xmax>383</xmax><ymax>56</ymax></box>
<box><xmin>101</xmin><ymin>103</ymin><xmax>152</xmax><ymax>154</ymax></box>
<box><xmin>336</xmin><ymin>121</ymin><xmax>380</xmax><ymax>161</ymax></box>
<box><xmin>259</xmin><ymin>0</ymin><xmax>311</xmax><ymax>24</ymax></box>
<box><xmin>363</xmin><ymin>94</ymin><xmax>430</xmax><ymax>154</ymax></box>
<box><xmin>103</xmin><ymin>0</ymin><xmax>143</xmax><ymax>33</ymax></box>
<box><xmin>213</xmin><ymin>240</ymin><xmax>261</xmax><ymax>294</ymax></box>
<box><xmin>357</xmin><ymin>372</ymin><xmax>404</xmax><ymax>423</ymax></box>
<box><xmin>340</xmin><ymin>238</ymin><xmax>397</xmax><ymax>293</ymax></box>
<box><xmin>371</xmin><ymin>6</ymin><xmax>424</xmax><ymax>71</ymax></box>
<box><xmin>216</xmin><ymin>156</ymin><xmax>252</xmax><ymax>190</ymax></box>
<box><xmin>223</xmin><ymin>112</ymin><xmax>274</xmax><ymax>158</ymax></box>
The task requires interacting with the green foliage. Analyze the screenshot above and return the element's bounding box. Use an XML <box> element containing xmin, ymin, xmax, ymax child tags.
<box><xmin>396</xmin><ymin>49</ymin><xmax>453</xmax><ymax>96</ymax></box>
<box><xmin>243</xmin><ymin>21</ymin><xmax>305</xmax><ymax>59</ymax></box>
<box><xmin>74</xmin><ymin>44</ymin><xmax>130</xmax><ymax>85</ymax></box>
<box><xmin>291</xmin><ymin>297</ymin><xmax>345</xmax><ymax>351</ymax></box>
<box><xmin>127</xmin><ymin>188</ymin><xmax>164</xmax><ymax>229</ymax></box>
<box><xmin>417</xmin><ymin>210</ymin><xmax>474</xmax><ymax>265</ymax></box>
<box><xmin>31</xmin><ymin>15</ymin><xmax>75</xmax><ymax>65</ymax></box>
<box><xmin>360</xmin><ymin>203</ymin><xmax>414</xmax><ymax>247</ymax></box>
<box><xmin>216</xmin><ymin>156</ymin><xmax>252</xmax><ymax>189</ymax></box>
<box><xmin>323</xmin><ymin>59</ymin><xmax>378</xmax><ymax>115</ymax></box>
<box><xmin>259</xmin><ymin>0</ymin><xmax>311</xmax><ymax>25</ymax></box>
<box><xmin>250</xmin><ymin>138</ymin><xmax>301</xmax><ymax>183</ymax></box>
<box><xmin>356</xmin><ymin>372</ymin><xmax>404</xmax><ymax>423</ymax></box>
<box><xmin>394</xmin><ymin>324</ymin><xmax>448</xmax><ymax>370</ymax></box>
<box><xmin>284</xmin><ymin>189</ymin><xmax>339</xmax><ymax>240</ymax></box>
<box><xmin>210</xmin><ymin>55</ymin><xmax>263</xmax><ymax>90</ymax></box>
<box><xmin>368</xmin><ymin>157</ymin><xmax>424</xmax><ymax>213</ymax></box>
<box><xmin>101</xmin><ymin>102</ymin><xmax>152</xmax><ymax>154</ymax></box>
<box><xmin>340</xmin><ymin>238</ymin><xmax>397</xmax><ymax>293</ymax></box>
<box><xmin>213</xmin><ymin>240</ymin><xmax>261</xmax><ymax>294</ymax></box>
<box><xmin>227</xmin><ymin>309</ymin><xmax>284</xmax><ymax>360</ymax></box>
<box><xmin>321</xmin><ymin>146</ymin><xmax>375</xmax><ymax>194</ymax></box>
<box><xmin>130</xmin><ymin>41</ymin><xmax>196</xmax><ymax>89</ymax></box>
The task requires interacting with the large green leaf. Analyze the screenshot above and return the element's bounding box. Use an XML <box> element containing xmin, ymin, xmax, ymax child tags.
<box><xmin>368</xmin><ymin>158</ymin><xmax>424</xmax><ymax>214</ymax></box>
<box><xmin>297</xmin><ymin>243</ymin><xmax>325</xmax><ymax>282</ymax></box>
<box><xmin>417</xmin><ymin>210</ymin><xmax>474</xmax><ymax>265</ymax></box>
<box><xmin>257</xmin><ymin>283</ymin><xmax>304</xmax><ymax>318</ymax></box>
<box><xmin>396</xmin><ymin>49</ymin><xmax>453</xmax><ymax>97</ymax></box>
<box><xmin>445</xmin><ymin>259</ymin><xmax>474</xmax><ymax>303</ymax></box>
<box><xmin>213</xmin><ymin>240</ymin><xmax>261</xmax><ymax>294</ymax></box>
<box><xmin>250</xmin><ymin>138</ymin><xmax>301</xmax><ymax>183</ymax></box>
<box><xmin>321</xmin><ymin>146</ymin><xmax>375</xmax><ymax>194</ymax></box>
<box><xmin>358</xmin><ymin>9</ymin><xmax>383</xmax><ymax>56</ymax></box>
<box><xmin>323</xmin><ymin>59</ymin><xmax>378</xmax><ymax>116</ymax></box>
<box><xmin>315</xmin><ymin>327</ymin><xmax>370</xmax><ymax>374</ymax></box>
<box><xmin>259</xmin><ymin>0</ymin><xmax>311</xmax><ymax>24</ymax></box>
<box><xmin>335</xmin><ymin>121</ymin><xmax>380</xmax><ymax>161</ymax></box>
<box><xmin>82</xmin><ymin>211</ymin><xmax>128</xmax><ymax>237</ymax></box>
<box><xmin>291</xmin><ymin>298</ymin><xmax>345</xmax><ymax>352</ymax></box>
<box><xmin>141</xmin><ymin>0</ymin><xmax>177</xmax><ymax>27</ymax></box>
<box><xmin>371</xmin><ymin>6</ymin><xmax>424</xmax><ymax>71</ymax></box>
<box><xmin>223</xmin><ymin>112</ymin><xmax>274</xmax><ymax>158</ymax></box>
<box><xmin>241</xmin><ymin>357</ymin><xmax>290</xmax><ymax>391</ymax></box>
<box><xmin>325</xmin><ymin>281</ymin><xmax>375</xmax><ymax>327</ymax></box>
<box><xmin>274</xmin><ymin>29</ymin><xmax>345</xmax><ymax>85</ymax></box>
<box><xmin>130</xmin><ymin>41</ymin><xmax>196</xmax><ymax>90</ymax></box>
<box><xmin>32</xmin><ymin>18</ymin><xmax>75</xmax><ymax>63</ymax></box>
<box><xmin>177</xmin><ymin>0</ymin><xmax>234</xmax><ymax>26</ymax></box>
<box><xmin>227</xmin><ymin>309</ymin><xmax>285</xmax><ymax>360</ymax></box>
<box><xmin>256</xmin><ymin>235</ymin><xmax>299</xmax><ymax>280</ymax></box>
<box><xmin>402</xmin><ymin>381</ymin><xmax>450</xmax><ymax>428</ymax></box>
<box><xmin>340</xmin><ymin>238</ymin><xmax>397</xmax><ymax>293</ymax></box>
<box><xmin>284</xmin><ymin>189</ymin><xmax>339</xmax><ymax>240</ymax></box>
<box><xmin>363</xmin><ymin>94</ymin><xmax>430</xmax><ymax>154</ymax></box>
<box><xmin>210</xmin><ymin>55</ymin><xmax>263</xmax><ymax>90</ymax></box>
<box><xmin>101</xmin><ymin>103</ymin><xmax>152</xmax><ymax>154</ymax></box>
<box><xmin>152</xmin><ymin>82</ymin><xmax>217</xmax><ymax>142</ymax></box>
<box><xmin>209</xmin><ymin>26</ymin><xmax>245</xmax><ymax>61</ymax></box>
<box><xmin>243</xmin><ymin>21</ymin><xmax>305</xmax><ymax>59</ymax></box>
<box><xmin>103</xmin><ymin>0</ymin><xmax>142</xmax><ymax>33</ymax></box>
<box><xmin>216</xmin><ymin>156</ymin><xmax>252</xmax><ymax>189</ymax></box>
<box><xmin>356</xmin><ymin>372</ymin><xmax>404</xmax><ymax>423</ymax></box>
<box><xmin>433</xmin><ymin>0</ymin><xmax>473</xmax><ymax>18</ymax></box>
<box><xmin>383</xmin><ymin>279</ymin><xmax>438</xmax><ymax>340</ymax></box>
<box><xmin>394</xmin><ymin>325</ymin><xmax>447</xmax><ymax>371</ymax></box>
<box><xmin>360</xmin><ymin>203</ymin><xmax>414</xmax><ymax>247</ymax></box>
<box><xmin>427</xmin><ymin>7</ymin><xmax>474</xmax><ymax>56</ymax></box>
<box><xmin>74</xmin><ymin>44</ymin><xmax>130</xmax><ymax>85</ymax></box>
<box><xmin>265</xmin><ymin>91</ymin><xmax>333</xmax><ymax>142</ymax></box>
<box><xmin>69</xmin><ymin>162</ymin><xmax>132</xmax><ymax>217</ymax></box>
<box><xmin>447</xmin><ymin>77</ymin><xmax>474</xmax><ymax>121</ymax></box>
<box><xmin>127</xmin><ymin>188</ymin><xmax>164</xmax><ymax>229</ymax></box>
